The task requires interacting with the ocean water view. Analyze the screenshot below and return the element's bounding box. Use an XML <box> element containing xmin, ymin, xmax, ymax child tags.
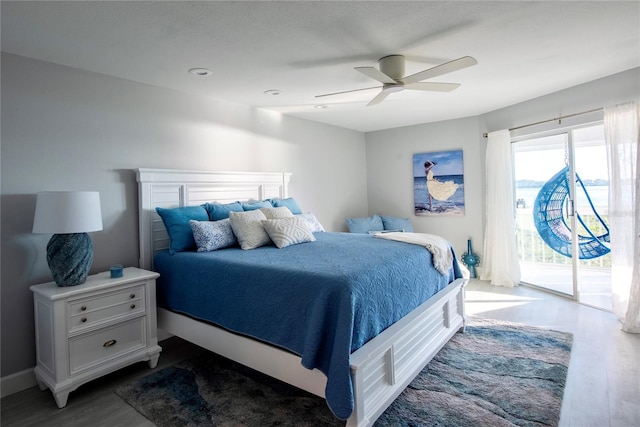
<box><xmin>516</xmin><ymin>185</ymin><xmax>609</xmax><ymax>212</ymax></box>
<box><xmin>415</xmin><ymin>177</ymin><xmax>608</xmax><ymax>215</ymax></box>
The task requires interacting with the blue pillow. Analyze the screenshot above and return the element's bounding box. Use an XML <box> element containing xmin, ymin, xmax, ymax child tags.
<box><xmin>380</xmin><ymin>215</ymin><xmax>414</xmax><ymax>232</ymax></box>
<box><xmin>156</xmin><ymin>205</ymin><xmax>209</xmax><ymax>254</ymax></box>
<box><xmin>269</xmin><ymin>197</ymin><xmax>302</xmax><ymax>215</ymax></box>
<box><xmin>241</xmin><ymin>200</ymin><xmax>272</xmax><ymax>211</ymax></box>
<box><xmin>346</xmin><ymin>215</ymin><xmax>384</xmax><ymax>234</ymax></box>
<box><xmin>204</xmin><ymin>201</ymin><xmax>244</xmax><ymax>221</ymax></box>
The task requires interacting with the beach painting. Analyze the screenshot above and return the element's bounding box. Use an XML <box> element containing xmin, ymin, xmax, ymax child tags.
<box><xmin>413</xmin><ymin>149</ymin><xmax>465</xmax><ymax>216</ymax></box>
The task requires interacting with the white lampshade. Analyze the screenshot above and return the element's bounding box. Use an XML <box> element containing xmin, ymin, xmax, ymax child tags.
<box><xmin>33</xmin><ymin>191</ymin><xmax>103</xmax><ymax>234</ymax></box>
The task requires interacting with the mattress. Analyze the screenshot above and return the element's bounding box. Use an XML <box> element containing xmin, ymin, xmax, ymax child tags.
<box><xmin>153</xmin><ymin>231</ymin><xmax>463</xmax><ymax>419</ymax></box>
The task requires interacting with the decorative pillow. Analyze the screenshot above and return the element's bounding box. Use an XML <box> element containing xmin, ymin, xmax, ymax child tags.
<box><xmin>189</xmin><ymin>219</ymin><xmax>237</xmax><ymax>252</ymax></box>
<box><xmin>380</xmin><ymin>215</ymin><xmax>414</xmax><ymax>232</ymax></box>
<box><xmin>156</xmin><ymin>205</ymin><xmax>209</xmax><ymax>254</ymax></box>
<box><xmin>204</xmin><ymin>201</ymin><xmax>244</xmax><ymax>221</ymax></box>
<box><xmin>345</xmin><ymin>215</ymin><xmax>384</xmax><ymax>234</ymax></box>
<box><xmin>260</xmin><ymin>206</ymin><xmax>294</xmax><ymax>219</ymax></box>
<box><xmin>229</xmin><ymin>210</ymin><xmax>271</xmax><ymax>250</ymax></box>
<box><xmin>297</xmin><ymin>212</ymin><xmax>325</xmax><ymax>232</ymax></box>
<box><xmin>269</xmin><ymin>197</ymin><xmax>302</xmax><ymax>215</ymax></box>
<box><xmin>261</xmin><ymin>217</ymin><xmax>316</xmax><ymax>249</ymax></box>
<box><xmin>241</xmin><ymin>200</ymin><xmax>272</xmax><ymax>211</ymax></box>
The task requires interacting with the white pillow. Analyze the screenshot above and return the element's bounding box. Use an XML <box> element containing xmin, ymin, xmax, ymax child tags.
<box><xmin>261</xmin><ymin>217</ymin><xmax>316</xmax><ymax>249</ymax></box>
<box><xmin>229</xmin><ymin>210</ymin><xmax>271</xmax><ymax>250</ymax></box>
<box><xmin>189</xmin><ymin>219</ymin><xmax>237</xmax><ymax>252</ymax></box>
<box><xmin>260</xmin><ymin>206</ymin><xmax>293</xmax><ymax>219</ymax></box>
<box><xmin>297</xmin><ymin>212</ymin><xmax>325</xmax><ymax>232</ymax></box>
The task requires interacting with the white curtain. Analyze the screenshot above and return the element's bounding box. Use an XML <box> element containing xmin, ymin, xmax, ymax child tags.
<box><xmin>604</xmin><ymin>101</ymin><xmax>640</xmax><ymax>333</ymax></box>
<box><xmin>480</xmin><ymin>129</ymin><xmax>521</xmax><ymax>287</ymax></box>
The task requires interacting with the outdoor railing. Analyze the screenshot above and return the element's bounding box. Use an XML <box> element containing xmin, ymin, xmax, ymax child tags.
<box><xmin>516</xmin><ymin>209</ymin><xmax>611</xmax><ymax>268</ymax></box>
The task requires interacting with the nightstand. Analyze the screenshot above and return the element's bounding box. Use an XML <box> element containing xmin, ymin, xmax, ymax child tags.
<box><xmin>30</xmin><ymin>267</ymin><xmax>162</xmax><ymax>408</ymax></box>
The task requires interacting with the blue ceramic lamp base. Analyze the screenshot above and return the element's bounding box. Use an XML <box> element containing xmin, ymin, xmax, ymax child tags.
<box><xmin>47</xmin><ymin>233</ymin><xmax>94</xmax><ymax>287</ymax></box>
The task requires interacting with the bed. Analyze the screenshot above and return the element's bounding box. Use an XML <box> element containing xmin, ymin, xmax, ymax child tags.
<box><xmin>136</xmin><ymin>168</ymin><xmax>467</xmax><ymax>426</ymax></box>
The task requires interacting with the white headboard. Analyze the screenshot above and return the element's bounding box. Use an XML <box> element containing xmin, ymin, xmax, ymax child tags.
<box><xmin>136</xmin><ymin>168</ymin><xmax>291</xmax><ymax>270</ymax></box>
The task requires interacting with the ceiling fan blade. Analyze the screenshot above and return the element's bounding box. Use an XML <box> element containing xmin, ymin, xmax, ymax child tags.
<box><xmin>403</xmin><ymin>56</ymin><xmax>477</xmax><ymax>84</ymax></box>
<box><xmin>355</xmin><ymin>67</ymin><xmax>396</xmax><ymax>84</ymax></box>
<box><xmin>404</xmin><ymin>82</ymin><xmax>461</xmax><ymax>92</ymax></box>
<box><xmin>315</xmin><ymin>85</ymin><xmax>382</xmax><ymax>98</ymax></box>
<box><xmin>367</xmin><ymin>90</ymin><xmax>390</xmax><ymax>106</ymax></box>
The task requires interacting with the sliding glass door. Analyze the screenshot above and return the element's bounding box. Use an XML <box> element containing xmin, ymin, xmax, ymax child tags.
<box><xmin>572</xmin><ymin>126</ymin><xmax>611</xmax><ymax>310</ymax></box>
<box><xmin>513</xmin><ymin>124</ymin><xmax>612</xmax><ymax>310</ymax></box>
<box><xmin>514</xmin><ymin>133</ymin><xmax>576</xmax><ymax>297</ymax></box>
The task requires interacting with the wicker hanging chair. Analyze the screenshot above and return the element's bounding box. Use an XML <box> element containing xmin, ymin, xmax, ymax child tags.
<box><xmin>532</xmin><ymin>166</ymin><xmax>610</xmax><ymax>259</ymax></box>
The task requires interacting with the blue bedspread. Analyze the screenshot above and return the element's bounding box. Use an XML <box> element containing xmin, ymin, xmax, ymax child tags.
<box><xmin>154</xmin><ymin>232</ymin><xmax>463</xmax><ymax>420</ymax></box>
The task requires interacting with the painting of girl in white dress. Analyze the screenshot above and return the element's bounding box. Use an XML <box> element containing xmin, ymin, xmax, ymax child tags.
<box><xmin>413</xmin><ymin>149</ymin><xmax>464</xmax><ymax>216</ymax></box>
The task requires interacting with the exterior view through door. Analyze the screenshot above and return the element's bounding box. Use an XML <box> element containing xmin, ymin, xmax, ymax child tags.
<box><xmin>513</xmin><ymin>123</ymin><xmax>612</xmax><ymax>311</ymax></box>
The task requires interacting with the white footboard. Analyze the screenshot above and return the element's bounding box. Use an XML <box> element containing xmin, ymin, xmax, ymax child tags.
<box><xmin>347</xmin><ymin>278</ymin><xmax>466</xmax><ymax>426</ymax></box>
<box><xmin>157</xmin><ymin>277</ymin><xmax>466</xmax><ymax>427</ymax></box>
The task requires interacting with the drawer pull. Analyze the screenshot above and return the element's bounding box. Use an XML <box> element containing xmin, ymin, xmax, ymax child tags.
<box><xmin>81</xmin><ymin>317</ymin><xmax>87</xmax><ymax>323</ymax></box>
<box><xmin>103</xmin><ymin>339</ymin><xmax>117</xmax><ymax>348</ymax></box>
<box><xmin>130</xmin><ymin>294</ymin><xmax>135</xmax><ymax>299</ymax></box>
<box><xmin>130</xmin><ymin>304</ymin><xmax>136</xmax><ymax>309</ymax></box>
<box><xmin>80</xmin><ymin>306</ymin><xmax>87</xmax><ymax>311</ymax></box>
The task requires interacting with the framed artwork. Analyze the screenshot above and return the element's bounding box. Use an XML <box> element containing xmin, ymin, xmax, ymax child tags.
<box><xmin>413</xmin><ymin>149</ymin><xmax>464</xmax><ymax>216</ymax></box>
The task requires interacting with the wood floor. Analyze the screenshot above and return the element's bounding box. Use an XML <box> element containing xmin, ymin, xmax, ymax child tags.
<box><xmin>2</xmin><ymin>279</ymin><xmax>639</xmax><ymax>426</ymax></box>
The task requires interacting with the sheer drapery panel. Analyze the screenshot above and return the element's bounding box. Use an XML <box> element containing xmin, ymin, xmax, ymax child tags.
<box><xmin>604</xmin><ymin>101</ymin><xmax>640</xmax><ymax>333</ymax></box>
<box><xmin>481</xmin><ymin>129</ymin><xmax>521</xmax><ymax>287</ymax></box>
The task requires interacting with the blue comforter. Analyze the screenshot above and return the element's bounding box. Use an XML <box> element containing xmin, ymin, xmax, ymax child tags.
<box><xmin>154</xmin><ymin>232</ymin><xmax>463</xmax><ymax>419</ymax></box>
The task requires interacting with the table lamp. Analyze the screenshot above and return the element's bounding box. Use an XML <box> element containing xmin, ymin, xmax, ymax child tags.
<box><xmin>33</xmin><ymin>191</ymin><xmax>103</xmax><ymax>286</ymax></box>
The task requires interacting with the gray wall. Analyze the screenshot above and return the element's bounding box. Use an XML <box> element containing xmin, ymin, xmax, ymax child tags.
<box><xmin>480</xmin><ymin>68</ymin><xmax>640</xmax><ymax>138</ymax></box>
<box><xmin>365</xmin><ymin>116</ymin><xmax>484</xmax><ymax>257</ymax></box>
<box><xmin>1</xmin><ymin>53</ymin><xmax>368</xmax><ymax>377</ymax></box>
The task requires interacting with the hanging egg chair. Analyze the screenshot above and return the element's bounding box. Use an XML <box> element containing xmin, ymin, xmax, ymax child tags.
<box><xmin>532</xmin><ymin>166</ymin><xmax>610</xmax><ymax>259</ymax></box>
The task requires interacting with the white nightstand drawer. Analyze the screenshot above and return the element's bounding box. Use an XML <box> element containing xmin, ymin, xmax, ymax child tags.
<box><xmin>69</xmin><ymin>317</ymin><xmax>147</xmax><ymax>376</ymax></box>
<box><xmin>68</xmin><ymin>285</ymin><xmax>145</xmax><ymax>333</ymax></box>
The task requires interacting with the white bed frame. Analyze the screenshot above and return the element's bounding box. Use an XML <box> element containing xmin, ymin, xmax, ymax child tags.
<box><xmin>136</xmin><ymin>168</ymin><xmax>467</xmax><ymax>427</ymax></box>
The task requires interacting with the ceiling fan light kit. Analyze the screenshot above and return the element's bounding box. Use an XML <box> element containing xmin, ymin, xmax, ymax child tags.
<box><xmin>317</xmin><ymin>55</ymin><xmax>477</xmax><ymax>106</ymax></box>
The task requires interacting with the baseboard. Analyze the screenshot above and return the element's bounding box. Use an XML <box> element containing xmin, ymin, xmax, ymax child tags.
<box><xmin>1</xmin><ymin>367</ymin><xmax>37</xmax><ymax>398</ymax></box>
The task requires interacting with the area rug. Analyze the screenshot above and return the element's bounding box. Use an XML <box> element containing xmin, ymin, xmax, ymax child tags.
<box><xmin>116</xmin><ymin>318</ymin><xmax>572</xmax><ymax>426</ymax></box>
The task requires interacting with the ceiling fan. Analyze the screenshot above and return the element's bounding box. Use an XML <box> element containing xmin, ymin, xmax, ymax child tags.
<box><xmin>316</xmin><ymin>55</ymin><xmax>477</xmax><ymax>106</ymax></box>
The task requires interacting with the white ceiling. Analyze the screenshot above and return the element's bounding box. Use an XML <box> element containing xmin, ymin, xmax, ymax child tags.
<box><xmin>2</xmin><ymin>1</ymin><xmax>639</xmax><ymax>132</ymax></box>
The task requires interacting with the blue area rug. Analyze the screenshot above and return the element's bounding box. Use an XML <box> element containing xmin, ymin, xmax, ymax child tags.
<box><xmin>116</xmin><ymin>318</ymin><xmax>572</xmax><ymax>426</ymax></box>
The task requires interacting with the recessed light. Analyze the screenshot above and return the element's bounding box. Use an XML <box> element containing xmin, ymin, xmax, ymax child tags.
<box><xmin>264</xmin><ymin>90</ymin><xmax>281</xmax><ymax>96</ymax></box>
<box><xmin>188</xmin><ymin>68</ymin><xmax>212</xmax><ymax>77</ymax></box>
<box><xmin>314</xmin><ymin>104</ymin><xmax>329</xmax><ymax>109</ymax></box>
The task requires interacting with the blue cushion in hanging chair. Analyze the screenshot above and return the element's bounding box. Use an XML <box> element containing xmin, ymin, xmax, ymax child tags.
<box><xmin>532</xmin><ymin>166</ymin><xmax>610</xmax><ymax>260</ymax></box>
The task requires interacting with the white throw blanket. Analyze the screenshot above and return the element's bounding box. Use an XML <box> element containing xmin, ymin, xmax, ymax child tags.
<box><xmin>374</xmin><ymin>232</ymin><xmax>453</xmax><ymax>275</ymax></box>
